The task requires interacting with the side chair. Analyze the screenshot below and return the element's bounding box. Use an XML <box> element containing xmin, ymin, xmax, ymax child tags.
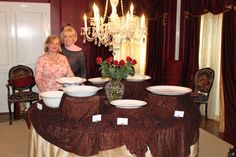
<box><xmin>191</xmin><ymin>67</ymin><xmax>214</xmax><ymax>120</ymax></box>
<box><xmin>6</xmin><ymin>65</ymin><xmax>39</xmax><ymax>125</ymax></box>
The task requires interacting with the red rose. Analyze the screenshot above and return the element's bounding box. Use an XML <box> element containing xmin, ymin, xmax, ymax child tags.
<box><xmin>96</xmin><ymin>57</ymin><xmax>103</xmax><ymax>64</ymax></box>
<box><xmin>119</xmin><ymin>59</ymin><xmax>125</xmax><ymax>66</ymax></box>
<box><xmin>106</xmin><ymin>56</ymin><xmax>113</xmax><ymax>64</ymax></box>
<box><xmin>131</xmin><ymin>59</ymin><xmax>137</xmax><ymax>65</ymax></box>
<box><xmin>126</xmin><ymin>56</ymin><xmax>132</xmax><ymax>62</ymax></box>
<box><xmin>113</xmin><ymin>60</ymin><xmax>119</xmax><ymax>65</ymax></box>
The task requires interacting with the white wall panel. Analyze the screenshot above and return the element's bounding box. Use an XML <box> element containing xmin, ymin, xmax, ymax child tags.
<box><xmin>0</xmin><ymin>5</ymin><xmax>12</xmax><ymax>69</ymax></box>
<box><xmin>0</xmin><ymin>2</ymin><xmax>50</xmax><ymax>113</ymax></box>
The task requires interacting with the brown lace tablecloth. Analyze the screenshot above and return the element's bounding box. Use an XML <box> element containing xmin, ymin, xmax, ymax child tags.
<box><xmin>27</xmin><ymin>82</ymin><xmax>201</xmax><ymax>157</ymax></box>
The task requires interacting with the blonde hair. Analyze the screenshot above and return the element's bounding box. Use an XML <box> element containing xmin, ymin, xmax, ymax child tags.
<box><xmin>44</xmin><ymin>35</ymin><xmax>61</xmax><ymax>53</ymax></box>
<box><xmin>60</xmin><ymin>26</ymin><xmax>78</xmax><ymax>43</ymax></box>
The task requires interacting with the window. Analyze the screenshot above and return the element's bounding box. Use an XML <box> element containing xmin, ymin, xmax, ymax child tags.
<box><xmin>199</xmin><ymin>13</ymin><xmax>223</xmax><ymax>120</ymax></box>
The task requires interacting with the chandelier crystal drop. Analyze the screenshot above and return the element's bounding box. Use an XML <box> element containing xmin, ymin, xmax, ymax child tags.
<box><xmin>81</xmin><ymin>0</ymin><xmax>147</xmax><ymax>55</ymax></box>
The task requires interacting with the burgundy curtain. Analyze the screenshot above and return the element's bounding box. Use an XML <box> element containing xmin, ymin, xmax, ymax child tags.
<box><xmin>146</xmin><ymin>18</ymin><xmax>164</xmax><ymax>84</ymax></box>
<box><xmin>222</xmin><ymin>9</ymin><xmax>236</xmax><ymax>142</ymax></box>
<box><xmin>182</xmin><ymin>0</ymin><xmax>236</xmax><ymax>139</ymax></box>
<box><xmin>180</xmin><ymin>0</ymin><xmax>233</xmax><ymax>88</ymax></box>
<box><xmin>179</xmin><ymin>13</ymin><xmax>200</xmax><ymax>88</ymax></box>
<box><xmin>141</xmin><ymin>0</ymin><xmax>176</xmax><ymax>85</ymax></box>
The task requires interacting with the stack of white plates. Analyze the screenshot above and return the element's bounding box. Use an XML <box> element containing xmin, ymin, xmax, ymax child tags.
<box><xmin>126</xmin><ymin>75</ymin><xmax>151</xmax><ymax>82</ymax></box>
<box><xmin>88</xmin><ymin>77</ymin><xmax>109</xmax><ymax>84</ymax></box>
<box><xmin>146</xmin><ymin>85</ymin><xmax>192</xmax><ymax>96</ymax></box>
<box><xmin>57</xmin><ymin>77</ymin><xmax>87</xmax><ymax>85</ymax></box>
<box><xmin>110</xmin><ymin>99</ymin><xmax>147</xmax><ymax>109</ymax></box>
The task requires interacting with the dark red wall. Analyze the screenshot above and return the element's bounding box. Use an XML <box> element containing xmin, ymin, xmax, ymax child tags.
<box><xmin>59</xmin><ymin>0</ymin><xmax>86</xmax><ymax>47</ymax></box>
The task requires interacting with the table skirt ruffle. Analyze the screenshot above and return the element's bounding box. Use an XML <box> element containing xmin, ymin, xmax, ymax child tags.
<box><xmin>29</xmin><ymin>126</ymin><xmax>199</xmax><ymax>157</ymax></box>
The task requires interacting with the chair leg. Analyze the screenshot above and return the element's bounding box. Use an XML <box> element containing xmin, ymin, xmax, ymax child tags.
<box><xmin>8</xmin><ymin>102</ymin><xmax>12</xmax><ymax>125</ymax></box>
<box><xmin>14</xmin><ymin>103</ymin><xmax>21</xmax><ymax>119</ymax></box>
<box><xmin>205</xmin><ymin>103</ymin><xmax>208</xmax><ymax>120</ymax></box>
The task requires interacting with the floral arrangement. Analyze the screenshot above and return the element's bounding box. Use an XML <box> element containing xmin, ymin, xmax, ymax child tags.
<box><xmin>96</xmin><ymin>56</ymin><xmax>137</xmax><ymax>80</ymax></box>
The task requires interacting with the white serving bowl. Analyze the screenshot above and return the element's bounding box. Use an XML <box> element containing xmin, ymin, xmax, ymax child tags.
<box><xmin>63</xmin><ymin>85</ymin><xmax>102</xmax><ymax>97</ymax></box>
<box><xmin>40</xmin><ymin>91</ymin><xmax>64</xmax><ymax>108</ymax></box>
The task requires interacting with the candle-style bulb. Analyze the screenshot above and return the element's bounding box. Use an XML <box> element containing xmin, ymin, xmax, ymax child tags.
<box><xmin>141</xmin><ymin>14</ymin><xmax>145</xmax><ymax>29</ymax></box>
<box><xmin>83</xmin><ymin>14</ymin><xmax>87</xmax><ymax>29</ymax></box>
<box><xmin>93</xmin><ymin>3</ymin><xmax>96</xmax><ymax>11</ymax></box>
<box><xmin>130</xmin><ymin>3</ymin><xmax>134</xmax><ymax>18</ymax></box>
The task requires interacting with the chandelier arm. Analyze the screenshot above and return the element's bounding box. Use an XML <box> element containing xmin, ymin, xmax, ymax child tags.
<box><xmin>94</xmin><ymin>29</ymin><xmax>104</xmax><ymax>44</ymax></box>
<box><xmin>83</xmin><ymin>28</ymin><xmax>96</xmax><ymax>42</ymax></box>
<box><xmin>85</xmin><ymin>35</ymin><xmax>95</xmax><ymax>42</ymax></box>
<box><xmin>94</xmin><ymin>24</ymin><xmax>112</xmax><ymax>45</ymax></box>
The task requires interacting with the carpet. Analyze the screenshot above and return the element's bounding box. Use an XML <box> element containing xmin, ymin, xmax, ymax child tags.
<box><xmin>0</xmin><ymin>119</ymin><xmax>29</xmax><ymax>157</ymax></box>
<box><xmin>199</xmin><ymin>129</ymin><xmax>232</xmax><ymax>157</ymax></box>
<box><xmin>0</xmin><ymin>119</ymin><xmax>233</xmax><ymax>157</ymax></box>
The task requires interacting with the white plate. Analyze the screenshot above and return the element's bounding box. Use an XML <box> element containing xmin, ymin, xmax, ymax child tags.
<box><xmin>88</xmin><ymin>77</ymin><xmax>109</xmax><ymax>84</ymax></box>
<box><xmin>146</xmin><ymin>85</ymin><xmax>192</xmax><ymax>96</ymax></box>
<box><xmin>62</xmin><ymin>85</ymin><xmax>101</xmax><ymax>97</ymax></box>
<box><xmin>126</xmin><ymin>75</ymin><xmax>151</xmax><ymax>82</ymax></box>
<box><xmin>57</xmin><ymin>77</ymin><xmax>86</xmax><ymax>84</ymax></box>
<box><xmin>110</xmin><ymin>99</ymin><xmax>147</xmax><ymax>109</ymax></box>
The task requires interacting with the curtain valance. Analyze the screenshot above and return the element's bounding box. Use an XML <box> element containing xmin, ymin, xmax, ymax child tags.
<box><xmin>183</xmin><ymin>0</ymin><xmax>235</xmax><ymax>16</ymax></box>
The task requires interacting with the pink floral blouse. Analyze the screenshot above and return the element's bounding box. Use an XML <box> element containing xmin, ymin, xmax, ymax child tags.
<box><xmin>35</xmin><ymin>53</ymin><xmax>74</xmax><ymax>91</ymax></box>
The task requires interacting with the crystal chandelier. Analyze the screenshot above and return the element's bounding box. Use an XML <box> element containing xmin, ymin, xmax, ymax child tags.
<box><xmin>81</xmin><ymin>0</ymin><xmax>146</xmax><ymax>55</ymax></box>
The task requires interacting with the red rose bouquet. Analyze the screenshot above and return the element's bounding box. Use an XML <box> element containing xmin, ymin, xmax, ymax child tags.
<box><xmin>96</xmin><ymin>56</ymin><xmax>137</xmax><ymax>80</ymax></box>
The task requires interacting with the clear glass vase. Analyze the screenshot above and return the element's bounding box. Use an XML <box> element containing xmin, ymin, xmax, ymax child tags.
<box><xmin>105</xmin><ymin>79</ymin><xmax>124</xmax><ymax>102</ymax></box>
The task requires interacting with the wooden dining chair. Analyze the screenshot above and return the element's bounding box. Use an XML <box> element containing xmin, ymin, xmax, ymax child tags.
<box><xmin>191</xmin><ymin>67</ymin><xmax>214</xmax><ymax>120</ymax></box>
<box><xmin>6</xmin><ymin>65</ymin><xmax>39</xmax><ymax>125</ymax></box>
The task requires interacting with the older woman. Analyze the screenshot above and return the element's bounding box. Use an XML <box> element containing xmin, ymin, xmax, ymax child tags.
<box><xmin>60</xmin><ymin>25</ymin><xmax>87</xmax><ymax>78</ymax></box>
<box><xmin>35</xmin><ymin>35</ymin><xmax>74</xmax><ymax>92</ymax></box>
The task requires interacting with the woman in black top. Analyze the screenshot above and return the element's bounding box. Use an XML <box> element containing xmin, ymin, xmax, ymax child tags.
<box><xmin>60</xmin><ymin>26</ymin><xmax>87</xmax><ymax>78</ymax></box>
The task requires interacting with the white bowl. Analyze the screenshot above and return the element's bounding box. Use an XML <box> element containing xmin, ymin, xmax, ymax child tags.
<box><xmin>63</xmin><ymin>85</ymin><xmax>101</xmax><ymax>97</ymax></box>
<box><xmin>40</xmin><ymin>91</ymin><xmax>64</xmax><ymax>108</ymax></box>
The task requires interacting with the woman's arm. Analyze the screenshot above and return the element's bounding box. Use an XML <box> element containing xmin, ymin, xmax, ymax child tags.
<box><xmin>67</xmin><ymin>67</ymin><xmax>74</xmax><ymax>77</ymax></box>
<box><xmin>35</xmin><ymin>56</ymin><xmax>46</xmax><ymax>92</ymax></box>
<box><xmin>36</xmin><ymin>79</ymin><xmax>46</xmax><ymax>92</ymax></box>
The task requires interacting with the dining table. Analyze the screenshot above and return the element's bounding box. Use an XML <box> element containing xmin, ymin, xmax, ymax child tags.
<box><xmin>26</xmin><ymin>80</ymin><xmax>201</xmax><ymax>157</ymax></box>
